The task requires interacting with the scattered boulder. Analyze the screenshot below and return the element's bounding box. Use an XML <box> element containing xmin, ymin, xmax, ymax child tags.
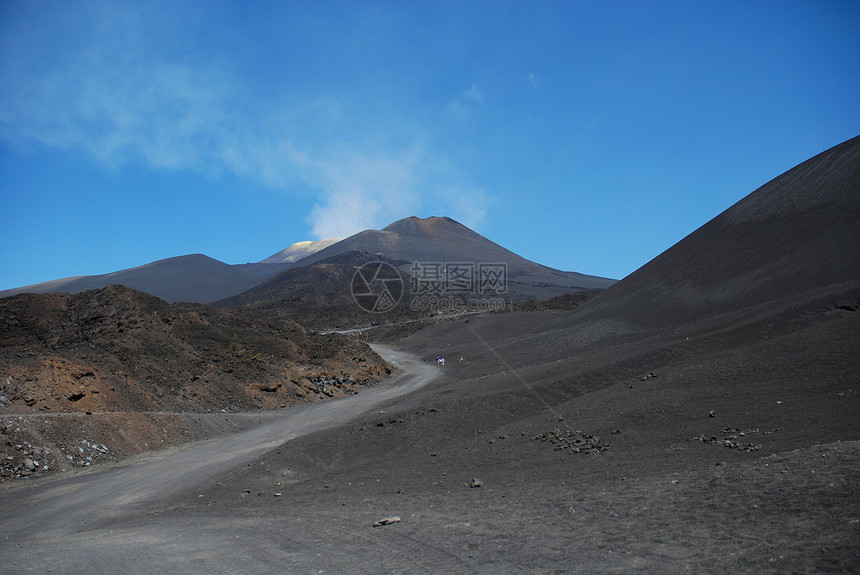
<box><xmin>372</xmin><ymin>516</ymin><xmax>401</xmax><ymax>527</ymax></box>
<box><xmin>532</xmin><ymin>429</ymin><xmax>608</xmax><ymax>454</ymax></box>
<box><xmin>469</xmin><ymin>478</ymin><xmax>483</xmax><ymax>488</ymax></box>
<box><xmin>252</xmin><ymin>382</ymin><xmax>282</xmax><ymax>393</ymax></box>
<box><xmin>65</xmin><ymin>390</ymin><xmax>86</xmax><ymax>402</ymax></box>
<box><xmin>693</xmin><ymin>427</ymin><xmax>765</xmax><ymax>452</ymax></box>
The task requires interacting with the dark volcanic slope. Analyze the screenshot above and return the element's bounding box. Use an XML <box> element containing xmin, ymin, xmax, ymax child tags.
<box><xmin>214</xmin><ymin>251</ymin><xmax>423</xmax><ymax>329</ymax></box>
<box><xmin>0</xmin><ymin>255</ymin><xmax>289</xmax><ymax>304</ymax></box>
<box><xmin>216</xmin><ymin>218</ymin><xmax>613</xmax><ymax>327</ymax></box>
<box><xmin>202</xmin><ymin>135</ymin><xmax>859</xmax><ymax>572</ymax></box>
<box><xmin>207</xmin><ymin>136</ymin><xmax>857</xmax><ymax>572</ymax></box>
<box><xmin>217</xmin><ymin>251</ymin><xmax>400</xmax><ymax>311</ymax></box>
<box><xmin>573</xmin><ymin>135</ymin><xmax>860</xmax><ymax>329</ymax></box>
<box><xmin>289</xmin><ymin>215</ymin><xmax>615</xmax><ymax>298</ymax></box>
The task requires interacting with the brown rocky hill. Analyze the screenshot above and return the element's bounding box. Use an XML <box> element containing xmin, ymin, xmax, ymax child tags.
<box><xmin>0</xmin><ymin>285</ymin><xmax>390</xmax><ymax>480</ymax></box>
<box><xmin>0</xmin><ymin>285</ymin><xmax>390</xmax><ymax>414</ymax></box>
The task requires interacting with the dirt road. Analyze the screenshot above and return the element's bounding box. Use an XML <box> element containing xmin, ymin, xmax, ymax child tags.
<box><xmin>0</xmin><ymin>345</ymin><xmax>439</xmax><ymax>556</ymax></box>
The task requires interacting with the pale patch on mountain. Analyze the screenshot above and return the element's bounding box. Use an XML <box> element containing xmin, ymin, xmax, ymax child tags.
<box><xmin>259</xmin><ymin>239</ymin><xmax>342</xmax><ymax>264</ymax></box>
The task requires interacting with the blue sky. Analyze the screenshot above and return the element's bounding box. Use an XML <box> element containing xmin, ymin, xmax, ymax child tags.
<box><xmin>1</xmin><ymin>1</ymin><xmax>858</xmax><ymax>291</ymax></box>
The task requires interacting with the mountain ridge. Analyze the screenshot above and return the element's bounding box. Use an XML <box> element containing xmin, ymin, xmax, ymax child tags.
<box><xmin>1</xmin><ymin>217</ymin><xmax>613</xmax><ymax>304</ymax></box>
<box><xmin>285</xmin><ymin>215</ymin><xmax>615</xmax><ymax>295</ymax></box>
<box><xmin>0</xmin><ymin>254</ymin><xmax>290</xmax><ymax>304</ymax></box>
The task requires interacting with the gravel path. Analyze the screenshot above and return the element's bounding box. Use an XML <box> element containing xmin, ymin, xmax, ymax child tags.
<box><xmin>0</xmin><ymin>345</ymin><xmax>439</xmax><ymax>561</ymax></box>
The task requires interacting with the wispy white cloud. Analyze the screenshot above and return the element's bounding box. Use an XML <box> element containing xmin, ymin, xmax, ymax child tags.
<box><xmin>464</xmin><ymin>84</ymin><xmax>484</xmax><ymax>102</ymax></box>
<box><xmin>0</xmin><ymin>3</ymin><xmax>300</xmax><ymax>189</ymax></box>
<box><xmin>305</xmin><ymin>146</ymin><xmax>425</xmax><ymax>238</ymax></box>
<box><xmin>0</xmin><ymin>2</ymin><xmax>499</xmax><ymax>240</ymax></box>
<box><xmin>304</xmin><ymin>140</ymin><xmax>499</xmax><ymax>239</ymax></box>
